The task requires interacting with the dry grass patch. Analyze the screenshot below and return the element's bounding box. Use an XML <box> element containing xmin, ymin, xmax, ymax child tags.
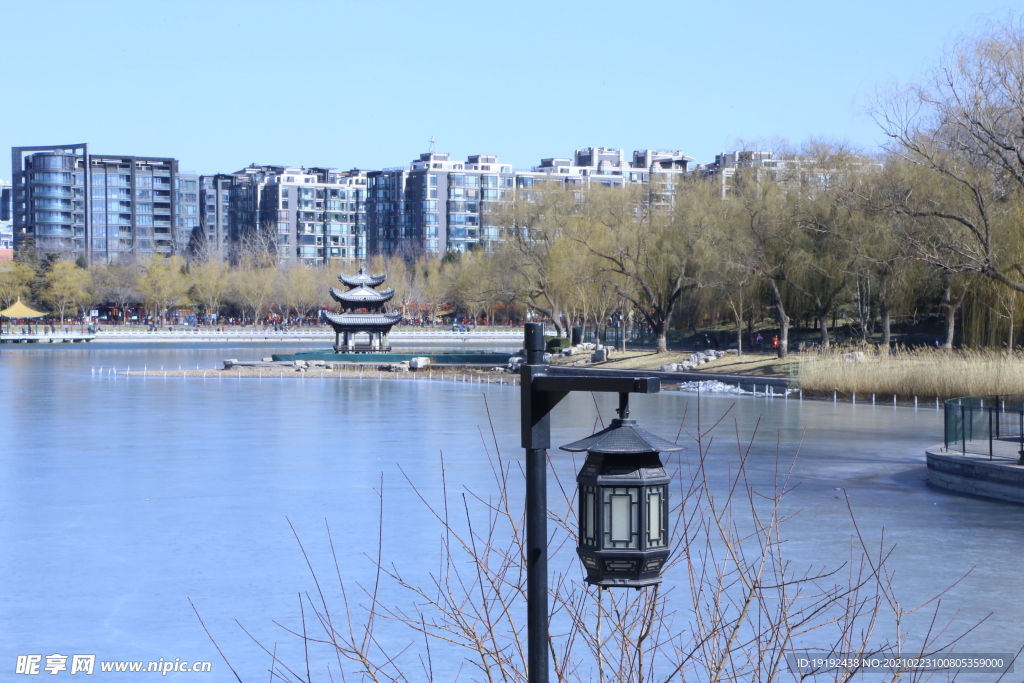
<box><xmin>553</xmin><ymin>350</ymin><xmax>794</xmax><ymax>376</ymax></box>
<box><xmin>797</xmin><ymin>348</ymin><xmax>1024</xmax><ymax>399</ymax></box>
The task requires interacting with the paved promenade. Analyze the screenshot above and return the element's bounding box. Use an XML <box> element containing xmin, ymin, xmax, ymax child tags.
<box><xmin>87</xmin><ymin>326</ymin><xmax>524</xmax><ymax>343</ymax></box>
<box><xmin>0</xmin><ymin>331</ymin><xmax>96</xmax><ymax>344</ymax></box>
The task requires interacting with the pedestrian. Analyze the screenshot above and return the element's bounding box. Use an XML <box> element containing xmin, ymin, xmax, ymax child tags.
<box><xmin>755</xmin><ymin>333</ymin><xmax>763</xmax><ymax>349</ymax></box>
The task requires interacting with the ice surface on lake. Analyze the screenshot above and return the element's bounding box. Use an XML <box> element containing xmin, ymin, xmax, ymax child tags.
<box><xmin>1</xmin><ymin>344</ymin><xmax>1022</xmax><ymax>680</ymax></box>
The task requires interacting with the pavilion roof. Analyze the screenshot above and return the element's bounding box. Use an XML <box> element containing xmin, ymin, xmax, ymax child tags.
<box><xmin>330</xmin><ymin>286</ymin><xmax>395</xmax><ymax>305</ymax></box>
<box><xmin>0</xmin><ymin>299</ymin><xmax>46</xmax><ymax>318</ymax></box>
<box><xmin>338</xmin><ymin>265</ymin><xmax>387</xmax><ymax>288</ymax></box>
<box><xmin>323</xmin><ymin>311</ymin><xmax>403</xmax><ymax>328</ymax></box>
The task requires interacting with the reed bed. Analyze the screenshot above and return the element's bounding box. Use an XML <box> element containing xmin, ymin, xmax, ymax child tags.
<box><xmin>797</xmin><ymin>347</ymin><xmax>1024</xmax><ymax>400</ymax></box>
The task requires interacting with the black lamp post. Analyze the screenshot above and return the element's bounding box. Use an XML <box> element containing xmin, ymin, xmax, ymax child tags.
<box><xmin>520</xmin><ymin>322</ymin><xmax>679</xmax><ymax>683</ymax></box>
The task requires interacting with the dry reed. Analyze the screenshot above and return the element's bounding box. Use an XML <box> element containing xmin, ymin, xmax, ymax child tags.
<box><xmin>798</xmin><ymin>347</ymin><xmax>1024</xmax><ymax>399</ymax></box>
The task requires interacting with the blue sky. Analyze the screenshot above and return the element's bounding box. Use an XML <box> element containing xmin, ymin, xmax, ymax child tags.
<box><xmin>0</xmin><ymin>1</ymin><xmax>1017</xmax><ymax>179</ymax></box>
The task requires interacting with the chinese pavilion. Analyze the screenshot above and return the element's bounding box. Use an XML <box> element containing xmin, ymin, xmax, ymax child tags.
<box><xmin>323</xmin><ymin>265</ymin><xmax>403</xmax><ymax>352</ymax></box>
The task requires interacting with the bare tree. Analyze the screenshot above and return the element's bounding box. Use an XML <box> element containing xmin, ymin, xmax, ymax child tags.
<box><xmin>582</xmin><ymin>180</ymin><xmax>714</xmax><ymax>353</ymax></box>
<box><xmin>873</xmin><ymin>14</ymin><xmax>1024</xmax><ymax>297</ymax></box>
<box><xmin>210</xmin><ymin>400</ymin><xmax>996</xmax><ymax>682</ymax></box>
<box><xmin>91</xmin><ymin>259</ymin><xmax>142</xmax><ymax>324</ymax></box>
<box><xmin>231</xmin><ymin>218</ymin><xmax>279</xmax><ymax>269</ymax></box>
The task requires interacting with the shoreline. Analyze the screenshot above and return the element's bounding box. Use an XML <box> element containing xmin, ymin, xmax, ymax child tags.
<box><xmin>123</xmin><ymin>365</ymin><xmax>522</xmax><ymax>384</ymax></box>
<box><xmin>4</xmin><ymin>327</ymin><xmax>525</xmax><ymax>344</ymax></box>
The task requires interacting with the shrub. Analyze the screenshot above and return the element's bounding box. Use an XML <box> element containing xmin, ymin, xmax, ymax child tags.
<box><xmin>546</xmin><ymin>336</ymin><xmax>571</xmax><ymax>353</ymax></box>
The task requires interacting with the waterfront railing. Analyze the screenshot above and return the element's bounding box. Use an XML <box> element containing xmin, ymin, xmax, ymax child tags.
<box><xmin>944</xmin><ymin>395</ymin><xmax>1024</xmax><ymax>462</ymax></box>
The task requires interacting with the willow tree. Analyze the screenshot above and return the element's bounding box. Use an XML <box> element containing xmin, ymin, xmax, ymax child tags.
<box><xmin>229</xmin><ymin>256</ymin><xmax>279</xmax><ymax>323</ymax></box>
<box><xmin>491</xmin><ymin>184</ymin><xmax>582</xmax><ymax>337</ymax></box>
<box><xmin>137</xmin><ymin>256</ymin><xmax>190</xmax><ymax>321</ymax></box>
<box><xmin>0</xmin><ymin>260</ymin><xmax>36</xmax><ymax>309</ymax></box>
<box><xmin>782</xmin><ymin>146</ymin><xmax>867</xmax><ymax>348</ymax></box>
<box><xmin>279</xmin><ymin>263</ymin><xmax>323</xmax><ymax>322</ymax></box>
<box><xmin>724</xmin><ymin>171</ymin><xmax>801</xmax><ymax>358</ymax></box>
<box><xmin>186</xmin><ymin>258</ymin><xmax>230</xmax><ymax>322</ymax></box>
<box><xmin>873</xmin><ymin>14</ymin><xmax>1024</xmax><ymax>301</ymax></box>
<box><xmin>40</xmin><ymin>260</ymin><xmax>92</xmax><ymax>323</ymax></box>
<box><xmin>581</xmin><ymin>178</ymin><xmax>715</xmax><ymax>353</ymax></box>
<box><xmin>849</xmin><ymin>161</ymin><xmax>935</xmax><ymax>351</ymax></box>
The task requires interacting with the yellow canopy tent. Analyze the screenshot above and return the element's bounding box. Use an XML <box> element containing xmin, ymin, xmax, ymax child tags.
<box><xmin>0</xmin><ymin>299</ymin><xmax>46</xmax><ymax>336</ymax></box>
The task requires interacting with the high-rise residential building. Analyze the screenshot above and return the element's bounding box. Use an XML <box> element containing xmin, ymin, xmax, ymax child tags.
<box><xmin>261</xmin><ymin>166</ymin><xmax>369</xmax><ymax>265</ymax></box>
<box><xmin>198</xmin><ymin>174</ymin><xmax>235</xmax><ymax>254</ymax></box>
<box><xmin>517</xmin><ymin>147</ymin><xmax>692</xmax><ymax>191</ymax></box>
<box><xmin>368</xmin><ymin>148</ymin><xmax>694</xmax><ymax>257</ymax></box>
<box><xmin>206</xmin><ymin>164</ymin><xmax>368</xmax><ymax>265</ymax></box>
<box><xmin>10</xmin><ymin>144</ymin><xmax>199</xmax><ymax>263</ymax></box>
<box><xmin>1</xmin><ymin>178</ymin><xmax>13</xmax><ymax>259</ymax></box>
<box><xmin>697</xmin><ymin>151</ymin><xmax>807</xmax><ymax>197</ymax></box>
<box><xmin>367</xmin><ymin>152</ymin><xmax>516</xmax><ymax>257</ymax></box>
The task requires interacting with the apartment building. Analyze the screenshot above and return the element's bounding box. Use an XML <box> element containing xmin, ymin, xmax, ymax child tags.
<box><xmin>522</xmin><ymin>147</ymin><xmax>692</xmax><ymax>186</ymax></box>
<box><xmin>366</xmin><ymin>152</ymin><xmax>516</xmax><ymax>256</ymax></box>
<box><xmin>198</xmin><ymin>174</ymin><xmax>235</xmax><ymax>253</ymax></box>
<box><xmin>0</xmin><ymin>179</ymin><xmax>12</xmax><ymax>259</ymax></box>
<box><xmin>209</xmin><ymin>165</ymin><xmax>368</xmax><ymax>265</ymax></box>
<box><xmin>10</xmin><ymin>144</ymin><xmax>199</xmax><ymax>263</ymax></box>
<box><xmin>368</xmin><ymin>148</ymin><xmax>694</xmax><ymax>257</ymax></box>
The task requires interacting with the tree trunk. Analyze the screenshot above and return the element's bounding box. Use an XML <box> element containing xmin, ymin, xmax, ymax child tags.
<box><xmin>880</xmin><ymin>299</ymin><xmax>891</xmax><ymax>354</ymax></box>
<box><xmin>939</xmin><ymin>277</ymin><xmax>960</xmax><ymax>350</ymax></box>
<box><xmin>943</xmin><ymin>311</ymin><xmax>956</xmax><ymax>348</ymax></box>
<box><xmin>769</xmin><ymin>280</ymin><xmax>789</xmax><ymax>359</ymax></box>
<box><xmin>728</xmin><ymin>295</ymin><xmax>743</xmax><ymax>354</ymax></box>
<box><xmin>655</xmin><ymin>321</ymin><xmax>668</xmax><ymax>353</ymax></box>
<box><xmin>817</xmin><ymin>308</ymin><xmax>830</xmax><ymax>349</ymax></box>
<box><xmin>551</xmin><ymin>316</ymin><xmax>565</xmax><ymax>338</ymax></box>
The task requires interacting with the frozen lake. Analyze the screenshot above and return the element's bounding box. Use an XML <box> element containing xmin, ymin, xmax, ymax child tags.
<box><xmin>2</xmin><ymin>343</ymin><xmax>1023</xmax><ymax>680</ymax></box>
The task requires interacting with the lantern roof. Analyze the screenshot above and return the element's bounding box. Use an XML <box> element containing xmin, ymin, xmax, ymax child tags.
<box><xmin>560</xmin><ymin>418</ymin><xmax>684</xmax><ymax>454</ymax></box>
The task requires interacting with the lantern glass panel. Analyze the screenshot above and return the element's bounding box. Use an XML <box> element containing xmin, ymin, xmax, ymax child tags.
<box><xmin>646</xmin><ymin>485</ymin><xmax>668</xmax><ymax>548</ymax></box>
<box><xmin>603</xmin><ymin>486</ymin><xmax>639</xmax><ymax>549</ymax></box>
<box><xmin>610</xmin><ymin>495</ymin><xmax>630</xmax><ymax>541</ymax></box>
<box><xmin>582</xmin><ymin>486</ymin><xmax>597</xmax><ymax>545</ymax></box>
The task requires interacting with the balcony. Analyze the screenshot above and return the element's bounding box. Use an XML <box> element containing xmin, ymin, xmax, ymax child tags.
<box><xmin>33</xmin><ymin>188</ymin><xmax>74</xmax><ymax>198</ymax></box>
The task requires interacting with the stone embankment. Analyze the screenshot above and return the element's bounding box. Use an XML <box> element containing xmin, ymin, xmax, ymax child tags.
<box><xmin>124</xmin><ymin>358</ymin><xmax>522</xmax><ymax>385</ymax></box>
<box><xmin>926</xmin><ymin>446</ymin><xmax>1024</xmax><ymax>504</ymax></box>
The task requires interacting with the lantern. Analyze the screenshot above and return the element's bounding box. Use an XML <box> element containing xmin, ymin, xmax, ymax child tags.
<box><xmin>560</xmin><ymin>395</ymin><xmax>682</xmax><ymax>588</ymax></box>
